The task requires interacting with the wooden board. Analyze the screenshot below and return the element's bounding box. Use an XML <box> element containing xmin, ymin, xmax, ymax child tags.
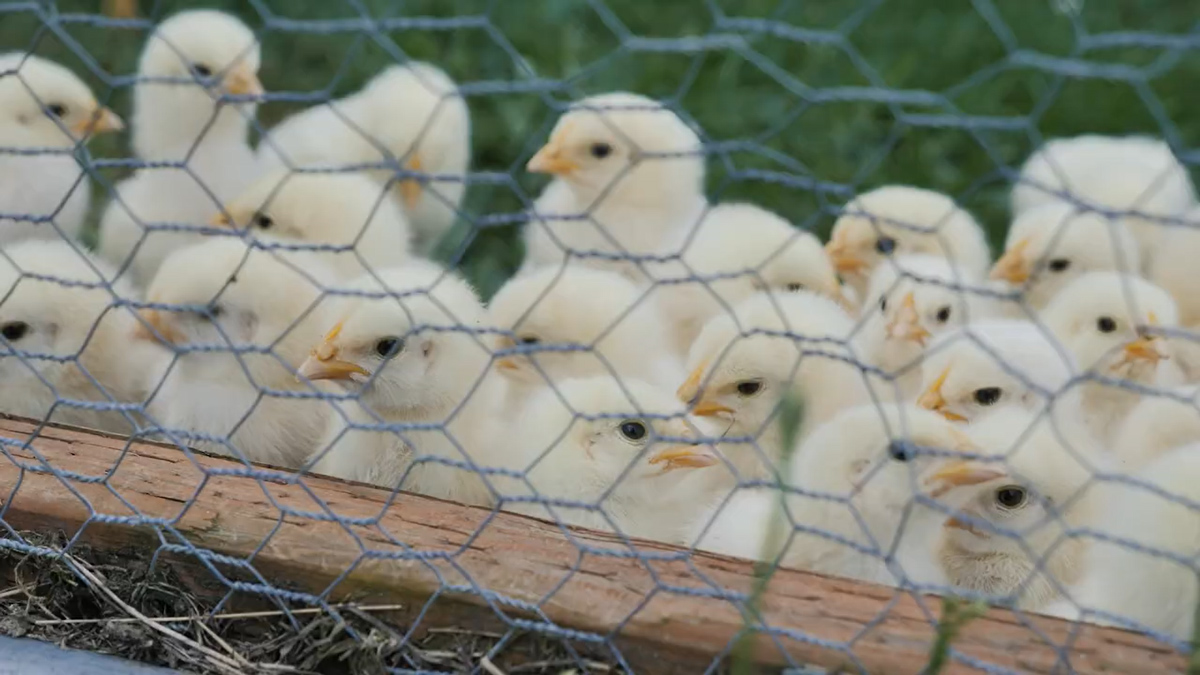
<box><xmin>0</xmin><ymin>416</ymin><xmax>1184</xmax><ymax>674</ymax></box>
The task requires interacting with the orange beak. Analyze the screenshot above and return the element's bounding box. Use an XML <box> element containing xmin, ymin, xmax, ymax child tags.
<box><xmin>1123</xmin><ymin>336</ymin><xmax>1166</xmax><ymax>364</ymax></box>
<box><xmin>73</xmin><ymin>106</ymin><xmax>124</xmax><ymax>137</ymax></box>
<box><xmin>399</xmin><ymin>154</ymin><xmax>423</xmax><ymax>209</ymax></box>
<box><xmin>691</xmin><ymin>399</ymin><xmax>735</xmax><ymax>417</ymax></box>
<box><xmin>677</xmin><ymin>361</ymin><xmax>708</xmax><ymax>406</ymax></box>
<box><xmin>917</xmin><ymin>367</ymin><xmax>967</xmax><ymax>422</ymax></box>
<box><xmin>924</xmin><ymin>460</ymin><xmax>1007</xmax><ymax>499</ymax></box>
<box><xmin>223</xmin><ymin>65</ymin><xmax>264</xmax><ymax>97</ymax></box>
<box><xmin>648</xmin><ymin>443</ymin><xmax>719</xmax><ymax>471</ymax></box>
<box><xmin>495</xmin><ymin>357</ymin><xmax>521</xmax><ymax>372</ymax></box>
<box><xmin>826</xmin><ymin>239</ymin><xmax>868</xmax><ymax>275</ymax></box>
<box><xmin>297</xmin><ymin>321</ymin><xmax>370</xmax><ymax>382</ymax></box>
<box><xmin>886</xmin><ymin>291</ymin><xmax>932</xmax><ymax>345</ymax></box>
<box><xmin>990</xmin><ymin>238</ymin><xmax>1031</xmax><ymax>284</ymax></box>
<box><xmin>132</xmin><ymin>308</ymin><xmax>184</xmax><ymax>345</ymax></box>
<box><xmin>210</xmin><ymin>210</ymin><xmax>233</xmax><ymax>227</ymax></box>
<box><xmin>527</xmin><ymin>139</ymin><xmax>578</xmax><ymax>176</ymax></box>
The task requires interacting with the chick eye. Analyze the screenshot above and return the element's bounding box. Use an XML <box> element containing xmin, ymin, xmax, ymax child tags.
<box><xmin>253</xmin><ymin>213</ymin><xmax>273</xmax><ymax>230</ymax></box>
<box><xmin>1048</xmin><ymin>258</ymin><xmax>1071</xmax><ymax>273</ymax></box>
<box><xmin>736</xmin><ymin>380</ymin><xmax>763</xmax><ymax>397</ymax></box>
<box><xmin>785</xmin><ymin>282</ymin><xmax>805</xmax><ymax>292</ymax></box>
<box><xmin>619</xmin><ymin>420</ymin><xmax>647</xmax><ymax>441</ymax></box>
<box><xmin>935</xmin><ymin>306</ymin><xmax>951</xmax><ymax>323</ymax></box>
<box><xmin>875</xmin><ymin>236</ymin><xmax>897</xmax><ymax>255</ymax></box>
<box><xmin>973</xmin><ymin>387</ymin><xmax>1002</xmax><ymax>406</ymax></box>
<box><xmin>193</xmin><ymin>64</ymin><xmax>213</xmax><ymax>78</ymax></box>
<box><xmin>46</xmin><ymin>103</ymin><xmax>67</xmax><ymax>118</ymax></box>
<box><xmin>1</xmin><ymin>321</ymin><xmax>30</xmax><ymax>342</ymax></box>
<box><xmin>1097</xmin><ymin>317</ymin><xmax>1117</xmax><ymax>333</ymax></box>
<box><xmin>375</xmin><ymin>337</ymin><xmax>404</xmax><ymax>358</ymax></box>
<box><xmin>879</xmin><ymin>295</ymin><xmax>888</xmax><ymax>312</ymax></box>
<box><xmin>995</xmin><ymin>485</ymin><xmax>1028</xmax><ymax>509</ymax></box>
<box><xmin>590</xmin><ymin>142</ymin><xmax>613</xmax><ymax>159</ymax></box>
<box><xmin>887</xmin><ymin>440</ymin><xmax>913</xmax><ymax>462</ymax></box>
<box><xmin>517</xmin><ymin>336</ymin><xmax>540</xmax><ymax>345</ymax></box>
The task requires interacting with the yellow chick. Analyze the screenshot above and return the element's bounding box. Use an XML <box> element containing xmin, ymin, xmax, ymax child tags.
<box><xmin>211</xmin><ymin>170</ymin><xmax>412</xmax><ymax>280</ymax></box>
<box><xmin>257</xmin><ymin>62</ymin><xmax>470</xmax><ymax>252</ymax></box>
<box><xmin>298</xmin><ymin>262</ymin><xmax>501</xmax><ymax>505</ymax></box>
<box><xmin>826</xmin><ymin>185</ymin><xmax>990</xmax><ymax>300</ymax></box>
<box><xmin>522</xmin><ymin>92</ymin><xmax>707</xmax><ymax>281</ymax></box>
<box><xmin>0</xmin><ymin>240</ymin><xmax>159</xmax><ymax>434</ymax></box>
<box><xmin>0</xmin><ymin>53</ymin><xmax>122</xmax><ymax>246</ymax></box>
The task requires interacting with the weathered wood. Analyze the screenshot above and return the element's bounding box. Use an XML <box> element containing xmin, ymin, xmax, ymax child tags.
<box><xmin>0</xmin><ymin>417</ymin><xmax>1185</xmax><ymax>674</ymax></box>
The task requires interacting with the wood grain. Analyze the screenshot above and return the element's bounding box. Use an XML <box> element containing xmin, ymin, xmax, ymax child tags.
<box><xmin>0</xmin><ymin>416</ymin><xmax>1184</xmax><ymax>674</ymax></box>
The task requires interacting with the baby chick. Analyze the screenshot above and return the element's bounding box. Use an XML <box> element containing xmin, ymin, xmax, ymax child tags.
<box><xmin>1041</xmin><ymin>271</ymin><xmax>1184</xmax><ymax>439</ymax></box>
<box><xmin>499</xmin><ymin>375</ymin><xmax>721</xmax><ymax>543</ymax></box>
<box><xmin>1111</xmin><ymin>386</ymin><xmax>1200</xmax><ymax>473</ymax></box>
<box><xmin>855</xmin><ymin>254</ymin><xmax>997</xmax><ymax>400</ymax></box>
<box><xmin>298</xmin><ymin>263</ymin><xmax>501</xmax><ymax>505</ymax></box>
<box><xmin>922</xmin><ymin>407</ymin><xmax>1107</xmax><ymax>610</ymax></box>
<box><xmin>487</xmin><ymin>265</ymin><xmax>681</xmax><ymax>405</ymax></box>
<box><xmin>656</xmin><ymin>202</ymin><xmax>850</xmax><ymax>353</ymax></box>
<box><xmin>98</xmin><ymin>10</ymin><xmax>263</xmax><ymax>285</ymax></box>
<box><xmin>522</xmin><ymin>92</ymin><xmax>707</xmax><ymax>281</ymax></box>
<box><xmin>0</xmin><ymin>53</ymin><xmax>123</xmax><ymax>246</ymax></box>
<box><xmin>212</xmin><ymin>170</ymin><xmax>412</xmax><ymax>279</ymax></box>
<box><xmin>917</xmin><ymin>319</ymin><xmax>1077</xmax><ymax>423</ymax></box>
<box><xmin>692</xmin><ymin>403</ymin><xmax>978</xmax><ymax>586</ymax></box>
<box><xmin>136</xmin><ymin>237</ymin><xmax>336</xmax><ymax>468</ymax></box>
<box><xmin>1150</xmin><ymin>205</ymin><xmax>1200</xmax><ymax>379</ymax></box>
<box><xmin>826</xmin><ymin>185</ymin><xmax>990</xmax><ymax>300</ymax></box>
<box><xmin>1012</xmin><ymin>135</ymin><xmax>1196</xmax><ymax>270</ymax></box>
<box><xmin>990</xmin><ymin>202</ymin><xmax>1141</xmax><ymax>310</ymax></box>
<box><xmin>0</xmin><ymin>240</ymin><xmax>159</xmax><ymax>434</ymax></box>
<box><xmin>258</xmin><ymin>62</ymin><xmax>470</xmax><ymax>252</ymax></box>
<box><xmin>678</xmin><ymin>290</ymin><xmax>881</xmax><ymax>478</ymax></box>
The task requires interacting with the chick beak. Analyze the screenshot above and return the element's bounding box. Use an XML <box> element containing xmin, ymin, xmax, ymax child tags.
<box><xmin>826</xmin><ymin>240</ymin><xmax>868</xmax><ymax>276</ymax></box>
<box><xmin>527</xmin><ymin>140</ymin><xmax>578</xmax><ymax>176</ymax></box>
<box><xmin>223</xmin><ymin>66</ymin><xmax>264</xmax><ymax>98</ymax></box>
<box><xmin>990</xmin><ymin>238</ymin><xmax>1031</xmax><ymax>284</ymax></box>
<box><xmin>133</xmin><ymin>308</ymin><xmax>184</xmax><ymax>345</ymax></box>
<box><xmin>1123</xmin><ymin>336</ymin><xmax>1166</xmax><ymax>364</ymax></box>
<box><xmin>917</xmin><ymin>367</ymin><xmax>967</xmax><ymax>422</ymax></box>
<box><xmin>297</xmin><ymin>322</ymin><xmax>370</xmax><ymax>382</ymax></box>
<box><xmin>210</xmin><ymin>210</ymin><xmax>233</xmax><ymax>228</ymax></box>
<box><xmin>691</xmin><ymin>399</ymin><xmax>735</xmax><ymax>418</ymax></box>
<box><xmin>649</xmin><ymin>443</ymin><xmax>720</xmax><ymax>471</ymax></box>
<box><xmin>887</xmin><ymin>292</ymin><xmax>931</xmax><ymax>345</ymax></box>
<box><xmin>676</xmin><ymin>361</ymin><xmax>708</xmax><ymax>406</ymax></box>
<box><xmin>924</xmin><ymin>460</ymin><xmax>1007</xmax><ymax>500</ymax></box>
<box><xmin>495</xmin><ymin>357</ymin><xmax>521</xmax><ymax>372</ymax></box>
<box><xmin>398</xmin><ymin>154</ymin><xmax>423</xmax><ymax>209</ymax></box>
<box><xmin>945</xmin><ymin>514</ymin><xmax>990</xmax><ymax>538</ymax></box>
<box><xmin>74</xmin><ymin>107</ymin><xmax>124</xmax><ymax>137</ymax></box>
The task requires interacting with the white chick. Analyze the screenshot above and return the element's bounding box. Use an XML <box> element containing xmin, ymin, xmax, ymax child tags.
<box><xmin>854</xmin><ymin>254</ymin><xmax>997</xmax><ymax>400</ymax></box>
<box><xmin>692</xmin><ymin>403</ymin><xmax>978</xmax><ymax>586</ymax></box>
<box><xmin>98</xmin><ymin>10</ymin><xmax>263</xmax><ymax>285</ymax></box>
<box><xmin>677</xmin><ymin>291</ymin><xmax>882</xmax><ymax>478</ymax></box>
<box><xmin>297</xmin><ymin>262</ymin><xmax>501</xmax><ymax>506</ymax></box>
<box><xmin>990</xmin><ymin>202</ymin><xmax>1141</xmax><ymax>310</ymax></box>
<box><xmin>826</xmin><ymin>185</ymin><xmax>990</xmax><ymax>300</ymax></box>
<box><xmin>211</xmin><ymin>170</ymin><xmax>411</xmax><ymax>279</ymax></box>
<box><xmin>916</xmin><ymin>319</ymin><xmax>1078</xmax><ymax>423</ymax></box>
<box><xmin>136</xmin><ymin>237</ymin><xmax>336</xmax><ymax>468</ymax></box>
<box><xmin>922</xmin><ymin>407</ymin><xmax>1108</xmax><ymax>610</ymax></box>
<box><xmin>0</xmin><ymin>240</ymin><xmax>158</xmax><ymax>433</ymax></box>
<box><xmin>487</xmin><ymin>265</ymin><xmax>681</xmax><ymax>406</ymax></box>
<box><xmin>1150</xmin><ymin>205</ymin><xmax>1200</xmax><ymax>379</ymax></box>
<box><xmin>0</xmin><ymin>53</ymin><xmax>123</xmax><ymax>245</ymax></box>
<box><xmin>1012</xmin><ymin>135</ymin><xmax>1196</xmax><ymax>270</ymax></box>
<box><xmin>656</xmin><ymin>202</ymin><xmax>851</xmax><ymax>353</ymax></box>
<box><xmin>257</xmin><ymin>62</ymin><xmax>469</xmax><ymax>252</ymax></box>
<box><xmin>1111</xmin><ymin>386</ymin><xmax>1200</xmax><ymax>473</ymax></box>
<box><xmin>499</xmin><ymin>375</ymin><xmax>722</xmax><ymax>543</ymax></box>
<box><xmin>522</xmin><ymin>92</ymin><xmax>707</xmax><ymax>281</ymax></box>
<box><xmin>1041</xmin><ymin>271</ymin><xmax>1184</xmax><ymax>439</ymax></box>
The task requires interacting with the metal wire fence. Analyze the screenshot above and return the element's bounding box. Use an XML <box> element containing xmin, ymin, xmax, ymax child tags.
<box><xmin>1</xmin><ymin>0</ymin><xmax>1199</xmax><ymax>673</ymax></box>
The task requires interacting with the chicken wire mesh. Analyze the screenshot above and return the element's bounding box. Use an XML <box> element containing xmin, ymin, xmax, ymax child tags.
<box><xmin>1</xmin><ymin>0</ymin><xmax>1199</xmax><ymax>673</ymax></box>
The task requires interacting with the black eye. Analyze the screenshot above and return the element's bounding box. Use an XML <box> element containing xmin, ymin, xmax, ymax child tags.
<box><xmin>1097</xmin><ymin>317</ymin><xmax>1117</xmax><ymax>333</ymax></box>
<box><xmin>973</xmin><ymin>387</ymin><xmax>1002</xmax><ymax>406</ymax></box>
<box><xmin>619</xmin><ymin>420</ymin><xmax>647</xmax><ymax>441</ymax></box>
<box><xmin>887</xmin><ymin>440</ymin><xmax>913</xmax><ymax>462</ymax></box>
<box><xmin>995</xmin><ymin>486</ymin><xmax>1028</xmax><ymax>509</ymax></box>
<box><xmin>193</xmin><ymin>64</ymin><xmax>213</xmax><ymax>78</ymax></box>
<box><xmin>785</xmin><ymin>282</ymin><xmax>804</xmax><ymax>292</ymax></box>
<box><xmin>46</xmin><ymin>103</ymin><xmax>67</xmax><ymax>118</ymax></box>
<box><xmin>879</xmin><ymin>296</ymin><xmax>888</xmax><ymax>312</ymax></box>
<box><xmin>254</xmin><ymin>213</ymin><xmax>273</xmax><ymax>230</ymax></box>
<box><xmin>1</xmin><ymin>321</ymin><xmax>29</xmax><ymax>342</ymax></box>
<box><xmin>1048</xmin><ymin>259</ymin><xmax>1071</xmax><ymax>273</ymax></box>
<box><xmin>517</xmin><ymin>336</ymin><xmax>540</xmax><ymax>345</ymax></box>
<box><xmin>875</xmin><ymin>236</ymin><xmax>897</xmax><ymax>255</ymax></box>
<box><xmin>375</xmin><ymin>337</ymin><xmax>403</xmax><ymax>358</ymax></box>
<box><xmin>590</xmin><ymin>142</ymin><xmax>612</xmax><ymax>159</ymax></box>
<box><xmin>935</xmin><ymin>306</ymin><xmax>951</xmax><ymax>323</ymax></box>
<box><xmin>736</xmin><ymin>380</ymin><xmax>762</xmax><ymax>396</ymax></box>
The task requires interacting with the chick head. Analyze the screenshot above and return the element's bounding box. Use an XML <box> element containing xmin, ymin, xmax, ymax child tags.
<box><xmin>917</xmin><ymin>320</ymin><xmax>1076</xmax><ymax>423</ymax></box>
<box><xmin>138</xmin><ymin>10</ymin><xmax>262</xmax><ymax>107</ymax></box>
<box><xmin>527</xmin><ymin>92</ymin><xmax>703</xmax><ymax>208</ymax></box>
<box><xmin>137</xmin><ymin>238</ymin><xmax>330</xmax><ymax>355</ymax></box>
<box><xmin>678</xmin><ymin>291</ymin><xmax>856</xmax><ymax>440</ymax></box>
<box><xmin>488</xmin><ymin>265</ymin><xmax>658</xmax><ymax>386</ymax></box>
<box><xmin>1042</xmin><ymin>271</ymin><xmax>1178</xmax><ymax>382</ymax></box>
<box><xmin>991</xmin><ymin>203</ymin><xmax>1141</xmax><ymax>309</ymax></box>
<box><xmin>297</xmin><ymin>262</ymin><xmax>488</xmax><ymax>415</ymax></box>
<box><xmin>865</xmin><ymin>254</ymin><xmax>986</xmax><ymax>352</ymax></box>
<box><xmin>826</xmin><ymin>186</ymin><xmax>988</xmax><ymax>293</ymax></box>
<box><xmin>0</xmin><ymin>53</ymin><xmax>122</xmax><ymax>146</ymax></box>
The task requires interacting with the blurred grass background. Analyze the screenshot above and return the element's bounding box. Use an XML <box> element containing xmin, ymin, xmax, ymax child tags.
<box><xmin>2</xmin><ymin>0</ymin><xmax>1197</xmax><ymax>297</ymax></box>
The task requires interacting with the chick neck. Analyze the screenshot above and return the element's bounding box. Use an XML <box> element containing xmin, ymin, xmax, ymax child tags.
<box><xmin>937</xmin><ymin>527</ymin><xmax>1082</xmax><ymax>610</ymax></box>
<box><xmin>131</xmin><ymin>84</ymin><xmax>254</xmax><ymax>162</ymax></box>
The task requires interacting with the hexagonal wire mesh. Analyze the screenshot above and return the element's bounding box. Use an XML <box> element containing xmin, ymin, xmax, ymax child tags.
<box><xmin>1</xmin><ymin>0</ymin><xmax>1199</xmax><ymax>672</ymax></box>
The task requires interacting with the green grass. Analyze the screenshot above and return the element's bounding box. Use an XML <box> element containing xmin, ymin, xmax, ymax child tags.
<box><xmin>3</xmin><ymin>0</ymin><xmax>1198</xmax><ymax>296</ymax></box>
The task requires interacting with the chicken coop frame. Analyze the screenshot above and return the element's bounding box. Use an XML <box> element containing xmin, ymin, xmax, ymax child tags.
<box><xmin>0</xmin><ymin>414</ymin><xmax>1183</xmax><ymax>674</ymax></box>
